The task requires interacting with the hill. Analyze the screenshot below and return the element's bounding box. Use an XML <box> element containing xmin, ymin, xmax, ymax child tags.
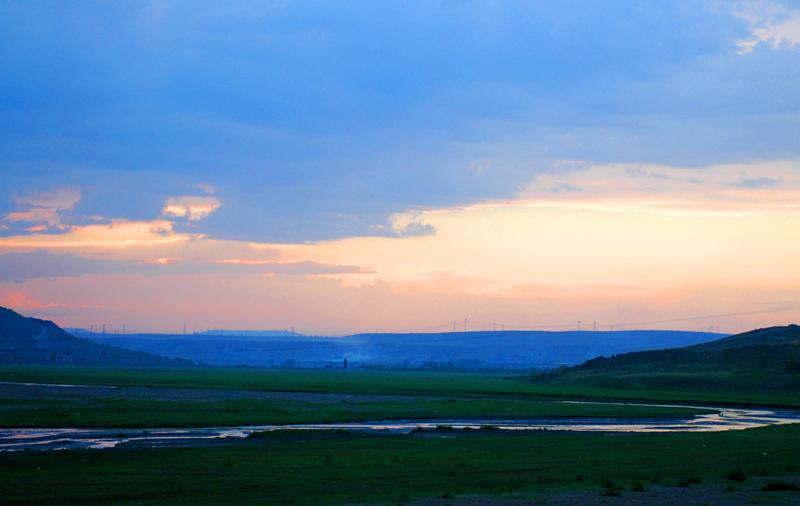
<box><xmin>540</xmin><ymin>324</ymin><xmax>800</xmax><ymax>391</ymax></box>
<box><xmin>687</xmin><ymin>324</ymin><xmax>800</xmax><ymax>351</ymax></box>
<box><xmin>0</xmin><ymin>307</ymin><xmax>193</xmax><ymax>367</ymax></box>
<box><xmin>87</xmin><ymin>329</ymin><xmax>721</xmax><ymax>368</ymax></box>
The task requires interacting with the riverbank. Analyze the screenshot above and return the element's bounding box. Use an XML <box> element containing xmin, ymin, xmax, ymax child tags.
<box><xmin>0</xmin><ymin>380</ymin><xmax>719</xmax><ymax>429</ymax></box>
<box><xmin>2</xmin><ymin>424</ymin><xmax>799</xmax><ymax>505</ymax></box>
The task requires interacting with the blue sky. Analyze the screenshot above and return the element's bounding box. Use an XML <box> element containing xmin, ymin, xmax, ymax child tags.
<box><xmin>1</xmin><ymin>1</ymin><xmax>800</xmax><ymax>333</ymax></box>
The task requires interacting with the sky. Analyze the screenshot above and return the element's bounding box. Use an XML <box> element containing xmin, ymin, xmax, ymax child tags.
<box><xmin>1</xmin><ymin>1</ymin><xmax>800</xmax><ymax>336</ymax></box>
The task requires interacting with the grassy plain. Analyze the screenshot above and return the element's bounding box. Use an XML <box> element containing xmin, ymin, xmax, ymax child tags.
<box><xmin>0</xmin><ymin>365</ymin><xmax>717</xmax><ymax>428</ymax></box>
<box><xmin>1</xmin><ymin>365</ymin><xmax>798</xmax><ymax>406</ymax></box>
<box><xmin>1</xmin><ymin>365</ymin><xmax>799</xmax><ymax>504</ymax></box>
<box><xmin>0</xmin><ymin>394</ymin><xmax>716</xmax><ymax>428</ymax></box>
<box><xmin>1</xmin><ymin>425</ymin><xmax>799</xmax><ymax>505</ymax></box>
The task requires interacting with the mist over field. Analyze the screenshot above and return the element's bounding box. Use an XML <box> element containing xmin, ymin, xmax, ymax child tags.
<box><xmin>88</xmin><ymin>329</ymin><xmax>721</xmax><ymax>368</ymax></box>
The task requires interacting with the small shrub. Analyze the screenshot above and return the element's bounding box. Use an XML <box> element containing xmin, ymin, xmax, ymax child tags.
<box><xmin>762</xmin><ymin>480</ymin><xmax>800</xmax><ymax>492</ymax></box>
<box><xmin>631</xmin><ymin>481</ymin><xmax>647</xmax><ymax>492</ymax></box>
<box><xmin>599</xmin><ymin>477</ymin><xmax>624</xmax><ymax>497</ymax></box>
<box><xmin>600</xmin><ymin>478</ymin><xmax>620</xmax><ymax>490</ymax></box>
<box><xmin>725</xmin><ymin>468</ymin><xmax>747</xmax><ymax>482</ymax></box>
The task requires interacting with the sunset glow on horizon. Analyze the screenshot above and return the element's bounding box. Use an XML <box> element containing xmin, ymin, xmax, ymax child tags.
<box><xmin>2</xmin><ymin>2</ymin><xmax>800</xmax><ymax>336</ymax></box>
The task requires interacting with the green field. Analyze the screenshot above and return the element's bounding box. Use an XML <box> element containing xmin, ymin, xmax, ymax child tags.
<box><xmin>0</xmin><ymin>394</ymin><xmax>718</xmax><ymax>429</ymax></box>
<box><xmin>1</xmin><ymin>426</ymin><xmax>799</xmax><ymax>505</ymax></box>
<box><xmin>1</xmin><ymin>365</ymin><xmax>799</xmax><ymax>504</ymax></box>
<box><xmin>1</xmin><ymin>365</ymin><xmax>798</xmax><ymax>406</ymax></box>
<box><xmin>0</xmin><ymin>366</ymin><xmax>722</xmax><ymax>428</ymax></box>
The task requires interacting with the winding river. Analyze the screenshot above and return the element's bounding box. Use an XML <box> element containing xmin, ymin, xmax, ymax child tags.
<box><xmin>3</xmin><ymin>403</ymin><xmax>800</xmax><ymax>452</ymax></box>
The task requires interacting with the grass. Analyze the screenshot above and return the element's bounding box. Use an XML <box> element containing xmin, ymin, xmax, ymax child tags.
<box><xmin>1</xmin><ymin>365</ymin><xmax>799</xmax><ymax>406</ymax></box>
<box><xmin>1</xmin><ymin>424</ymin><xmax>799</xmax><ymax>505</ymax></box>
<box><xmin>762</xmin><ymin>479</ymin><xmax>800</xmax><ymax>491</ymax></box>
<box><xmin>0</xmin><ymin>368</ymin><xmax>723</xmax><ymax>429</ymax></box>
<box><xmin>726</xmin><ymin>467</ymin><xmax>748</xmax><ymax>481</ymax></box>
<box><xmin>0</xmin><ymin>366</ymin><xmax>799</xmax><ymax>504</ymax></box>
<box><xmin>246</xmin><ymin>428</ymin><xmax>352</xmax><ymax>439</ymax></box>
<box><xmin>0</xmin><ymin>393</ymin><xmax>719</xmax><ymax>428</ymax></box>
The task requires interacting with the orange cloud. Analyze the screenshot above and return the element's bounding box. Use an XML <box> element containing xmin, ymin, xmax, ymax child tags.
<box><xmin>0</xmin><ymin>220</ymin><xmax>195</xmax><ymax>249</ymax></box>
<box><xmin>162</xmin><ymin>196</ymin><xmax>222</xmax><ymax>220</ymax></box>
<box><xmin>148</xmin><ymin>258</ymin><xmax>184</xmax><ymax>265</ymax></box>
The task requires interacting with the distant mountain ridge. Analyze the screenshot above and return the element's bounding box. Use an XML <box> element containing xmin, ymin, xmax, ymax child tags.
<box><xmin>0</xmin><ymin>306</ymin><xmax>193</xmax><ymax>367</ymax></box>
<box><xmin>89</xmin><ymin>328</ymin><xmax>723</xmax><ymax>368</ymax></box>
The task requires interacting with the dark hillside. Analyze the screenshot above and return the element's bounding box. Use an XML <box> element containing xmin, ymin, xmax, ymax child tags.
<box><xmin>538</xmin><ymin>324</ymin><xmax>800</xmax><ymax>391</ymax></box>
<box><xmin>0</xmin><ymin>306</ymin><xmax>193</xmax><ymax>367</ymax></box>
<box><xmin>688</xmin><ymin>324</ymin><xmax>800</xmax><ymax>352</ymax></box>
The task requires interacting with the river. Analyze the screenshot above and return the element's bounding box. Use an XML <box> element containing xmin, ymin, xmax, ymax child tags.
<box><xmin>3</xmin><ymin>403</ymin><xmax>800</xmax><ymax>452</ymax></box>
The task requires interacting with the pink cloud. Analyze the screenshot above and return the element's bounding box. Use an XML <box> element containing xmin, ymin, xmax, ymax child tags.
<box><xmin>0</xmin><ymin>220</ymin><xmax>195</xmax><ymax>249</ymax></box>
<box><xmin>215</xmin><ymin>258</ymin><xmax>372</xmax><ymax>275</ymax></box>
<box><xmin>2</xmin><ymin>187</ymin><xmax>82</xmax><ymax>232</ymax></box>
<box><xmin>148</xmin><ymin>258</ymin><xmax>184</xmax><ymax>265</ymax></box>
<box><xmin>0</xmin><ymin>292</ymin><xmax>71</xmax><ymax>311</ymax></box>
<box><xmin>162</xmin><ymin>196</ymin><xmax>222</xmax><ymax>220</ymax></box>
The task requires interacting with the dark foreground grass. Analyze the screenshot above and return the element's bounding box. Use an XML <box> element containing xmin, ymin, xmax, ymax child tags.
<box><xmin>1</xmin><ymin>424</ymin><xmax>799</xmax><ymax>505</ymax></box>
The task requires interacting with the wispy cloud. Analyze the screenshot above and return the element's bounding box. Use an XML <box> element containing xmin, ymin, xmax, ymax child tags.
<box><xmin>0</xmin><ymin>291</ymin><xmax>104</xmax><ymax>312</ymax></box>
<box><xmin>514</xmin><ymin>160</ymin><xmax>800</xmax><ymax>216</ymax></box>
<box><xmin>735</xmin><ymin>1</ymin><xmax>800</xmax><ymax>53</ymax></box>
<box><xmin>216</xmin><ymin>259</ymin><xmax>372</xmax><ymax>276</ymax></box>
<box><xmin>730</xmin><ymin>174</ymin><xmax>782</xmax><ymax>188</ymax></box>
<box><xmin>2</xmin><ymin>187</ymin><xmax>81</xmax><ymax>231</ymax></box>
<box><xmin>0</xmin><ymin>250</ymin><xmax>136</xmax><ymax>283</ymax></box>
<box><xmin>162</xmin><ymin>196</ymin><xmax>222</xmax><ymax>221</ymax></box>
<box><xmin>0</xmin><ymin>220</ymin><xmax>195</xmax><ymax>249</ymax></box>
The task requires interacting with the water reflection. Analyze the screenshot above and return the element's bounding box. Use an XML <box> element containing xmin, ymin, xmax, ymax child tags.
<box><xmin>2</xmin><ymin>403</ymin><xmax>799</xmax><ymax>452</ymax></box>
